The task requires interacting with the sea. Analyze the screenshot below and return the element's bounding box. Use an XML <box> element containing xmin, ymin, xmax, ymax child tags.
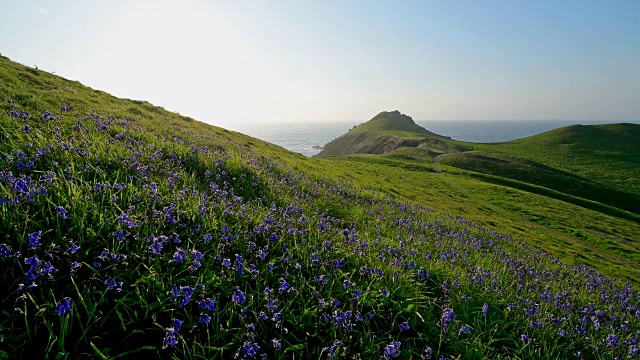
<box><xmin>230</xmin><ymin>119</ymin><xmax>639</xmax><ymax>158</ymax></box>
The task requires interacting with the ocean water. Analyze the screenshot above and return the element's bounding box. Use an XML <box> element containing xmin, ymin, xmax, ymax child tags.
<box><xmin>232</xmin><ymin>119</ymin><xmax>639</xmax><ymax>157</ymax></box>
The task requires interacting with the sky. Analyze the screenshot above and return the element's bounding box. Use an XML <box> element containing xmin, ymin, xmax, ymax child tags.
<box><xmin>1</xmin><ymin>0</ymin><xmax>639</xmax><ymax>126</ymax></box>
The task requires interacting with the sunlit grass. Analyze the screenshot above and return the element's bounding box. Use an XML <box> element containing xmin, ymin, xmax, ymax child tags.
<box><xmin>1</xmin><ymin>55</ymin><xmax>639</xmax><ymax>359</ymax></box>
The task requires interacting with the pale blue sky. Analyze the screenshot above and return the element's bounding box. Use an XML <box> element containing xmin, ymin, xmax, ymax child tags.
<box><xmin>1</xmin><ymin>0</ymin><xmax>639</xmax><ymax>125</ymax></box>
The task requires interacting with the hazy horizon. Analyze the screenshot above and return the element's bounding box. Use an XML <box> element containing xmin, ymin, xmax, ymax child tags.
<box><xmin>2</xmin><ymin>1</ymin><xmax>639</xmax><ymax>127</ymax></box>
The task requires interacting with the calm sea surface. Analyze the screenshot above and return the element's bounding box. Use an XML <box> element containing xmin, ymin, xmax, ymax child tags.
<box><xmin>231</xmin><ymin>120</ymin><xmax>639</xmax><ymax>157</ymax></box>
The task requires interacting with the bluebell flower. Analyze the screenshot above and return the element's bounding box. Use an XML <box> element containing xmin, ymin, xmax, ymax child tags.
<box><xmin>399</xmin><ymin>321</ymin><xmax>410</xmax><ymax>332</ymax></box>
<box><xmin>163</xmin><ymin>318</ymin><xmax>182</xmax><ymax>348</ymax></box>
<box><xmin>65</xmin><ymin>241</ymin><xmax>79</xmax><ymax>255</ymax></box>
<box><xmin>235</xmin><ymin>254</ymin><xmax>244</xmax><ymax>275</ymax></box>
<box><xmin>104</xmin><ymin>278</ymin><xmax>123</xmax><ymax>291</ymax></box>
<box><xmin>459</xmin><ymin>325</ymin><xmax>471</xmax><ymax>335</ymax></box>
<box><xmin>13</xmin><ymin>178</ymin><xmax>29</xmax><ymax>193</ymax></box>
<box><xmin>272</xmin><ymin>339</ymin><xmax>281</xmax><ymax>350</ymax></box>
<box><xmin>56</xmin><ymin>298</ymin><xmax>72</xmax><ymax>316</ymax></box>
<box><xmin>173</xmin><ymin>248</ymin><xmax>187</xmax><ymax>263</ymax></box>
<box><xmin>28</xmin><ymin>231</ymin><xmax>42</xmax><ymax>250</ymax></box>
<box><xmin>279</xmin><ymin>278</ymin><xmax>290</xmax><ymax>294</ymax></box>
<box><xmin>439</xmin><ymin>307</ymin><xmax>456</xmax><ymax>332</ymax></box>
<box><xmin>170</xmin><ymin>285</ymin><xmax>179</xmax><ymax>302</ymax></box>
<box><xmin>607</xmin><ymin>334</ymin><xmax>619</xmax><ymax>348</ymax></box>
<box><xmin>179</xmin><ymin>286</ymin><xmax>194</xmax><ymax>307</ymax></box>
<box><xmin>530</xmin><ymin>321</ymin><xmax>539</xmax><ymax>329</ymax></box>
<box><xmin>242</xmin><ymin>341</ymin><xmax>259</xmax><ymax>358</ymax></box>
<box><xmin>199</xmin><ymin>314</ymin><xmax>211</xmax><ymax>324</ymax></box>
<box><xmin>383</xmin><ymin>341</ymin><xmax>401</xmax><ymax>359</ymax></box>
<box><xmin>482</xmin><ymin>303</ymin><xmax>489</xmax><ymax>316</ymax></box>
<box><xmin>199</xmin><ymin>297</ymin><xmax>216</xmax><ymax>312</ymax></box>
<box><xmin>232</xmin><ymin>287</ymin><xmax>246</xmax><ymax>304</ymax></box>
<box><xmin>70</xmin><ymin>261</ymin><xmax>81</xmax><ymax>272</ymax></box>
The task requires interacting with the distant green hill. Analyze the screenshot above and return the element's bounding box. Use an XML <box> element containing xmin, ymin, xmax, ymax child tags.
<box><xmin>348</xmin><ymin>110</ymin><xmax>446</xmax><ymax>138</ymax></box>
<box><xmin>477</xmin><ymin>124</ymin><xmax>640</xmax><ymax>195</ymax></box>
<box><xmin>314</xmin><ymin>110</ymin><xmax>462</xmax><ymax>157</ymax></box>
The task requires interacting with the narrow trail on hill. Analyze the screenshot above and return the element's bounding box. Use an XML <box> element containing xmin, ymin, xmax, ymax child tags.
<box><xmin>432</xmin><ymin>153</ymin><xmax>445</xmax><ymax>173</ymax></box>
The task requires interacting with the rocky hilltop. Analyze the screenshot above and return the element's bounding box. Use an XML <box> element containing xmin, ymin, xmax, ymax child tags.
<box><xmin>314</xmin><ymin>110</ymin><xmax>453</xmax><ymax>157</ymax></box>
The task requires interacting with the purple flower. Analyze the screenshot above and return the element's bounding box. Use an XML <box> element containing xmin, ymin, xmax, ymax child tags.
<box><xmin>13</xmin><ymin>178</ymin><xmax>29</xmax><ymax>193</ymax></box>
<box><xmin>521</xmin><ymin>334</ymin><xmax>530</xmax><ymax>343</ymax></box>
<box><xmin>173</xmin><ymin>248</ymin><xmax>187</xmax><ymax>263</ymax></box>
<box><xmin>399</xmin><ymin>321</ymin><xmax>410</xmax><ymax>332</ymax></box>
<box><xmin>232</xmin><ymin>287</ymin><xmax>246</xmax><ymax>304</ymax></box>
<box><xmin>28</xmin><ymin>231</ymin><xmax>42</xmax><ymax>250</ymax></box>
<box><xmin>117</xmin><ymin>213</ymin><xmax>137</xmax><ymax>228</ymax></box>
<box><xmin>383</xmin><ymin>341</ymin><xmax>401</xmax><ymax>359</ymax></box>
<box><xmin>438</xmin><ymin>306</ymin><xmax>456</xmax><ymax>332</ymax></box>
<box><xmin>242</xmin><ymin>341</ymin><xmax>260</xmax><ymax>358</ymax></box>
<box><xmin>65</xmin><ymin>241</ymin><xmax>79</xmax><ymax>255</ymax></box>
<box><xmin>235</xmin><ymin>254</ymin><xmax>244</xmax><ymax>275</ymax></box>
<box><xmin>163</xmin><ymin>318</ymin><xmax>183</xmax><ymax>348</ymax></box>
<box><xmin>170</xmin><ymin>285</ymin><xmax>179</xmax><ymax>302</ymax></box>
<box><xmin>606</xmin><ymin>334</ymin><xmax>619</xmax><ymax>348</ymax></box>
<box><xmin>272</xmin><ymin>338</ymin><xmax>281</xmax><ymax>350</ymax></box>
<box><xmin>114</xmin><ymin>230</ymin><xmax>125</xmax><ymax>241</ymax></box>
<box><xmin>279</xmin><ymin>278</ymin><xmax>290</xmax><ymax>294</ymax></box>
<box><xmin>482</xmin><ymin>303</ymin><xmax>489</xmax><ymax>316</ymax></box>
<box><xmin>56</xmin><ymin>298</ymin><xmax>72</xmax><ymax>316</ymax></box>
<box><xmin>104</xmin><ymin>278</ymin><xmax>123</xmax><ymax>291</ymax></box>
<box><xmin>199</xmin><ymin>298</ymin><xmax>216</xmax><ymax>312</ymax></box>
<box><xmin>459</xmin><ymin>325</ymin><xmax>471</xmax><ymax>335</ymax></box>
<box><xmin>179</xmin><ymin>286</ymin><xmax>194</xmax><ymax>307</ymax></box>
<box><xmin>199</xmin><ymin>314</ymin><xmax>211</xmax><ymax>324</ymax></box>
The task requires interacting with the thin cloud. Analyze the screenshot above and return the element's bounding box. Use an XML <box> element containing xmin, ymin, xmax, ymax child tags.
<box><xmin>34</xmin><ymin>6</ymin><xmax>48</xmax><ymax>15</ymax></box>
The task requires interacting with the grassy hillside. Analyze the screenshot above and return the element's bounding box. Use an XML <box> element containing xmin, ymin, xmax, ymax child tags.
<box><xmin>439</xmin><ymin>151</ymin><xmax>640</xmax><ymax>215</ymax></box>
<box><xmin>314</xmin><ymin>111</ymin><xmax>466</xmax><ymax>157</ymax></box>
<box><xmin>477</xmin><ymin>124</ymin><xmax>640</xmax><ymax>195</ymax></box>
<box><xmin>1</xmin><ymin>55</ymin><xmax>640</xmax><ymax>360</ymax></box>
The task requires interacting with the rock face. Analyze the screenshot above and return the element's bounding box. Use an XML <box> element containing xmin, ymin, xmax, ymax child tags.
<box><xmin>314</xmin><ymin>111</ymin><xmax>451</xmax><ymax>157</ymax></box>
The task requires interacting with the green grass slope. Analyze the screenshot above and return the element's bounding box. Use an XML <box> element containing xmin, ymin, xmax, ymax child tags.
<box><xmin>322</xmin><ymin>153</ymin><xmax>640</xmax><ymax>283</ymax></box>
<box><xmin>2</xmin><ymin>55</ymin><xmax>640</xmax><ymax>359</ymax></box>
<box><xmin>439</xmin><ymin>151</ymin><xmax>640</xmax><ymax>215</ymax></box>
<box><xmin>477</xmin><ymin>124</ymin><xmax>640</xmax><ymax>195</ymax></box>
